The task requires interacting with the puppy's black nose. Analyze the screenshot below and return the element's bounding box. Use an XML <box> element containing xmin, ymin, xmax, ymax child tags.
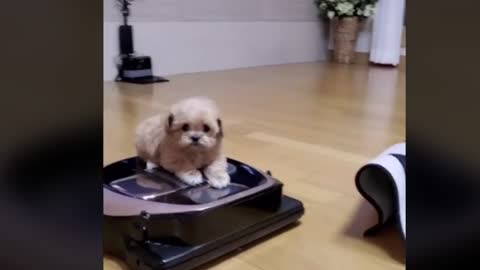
<box><xmin>191</xmin><ymin>136</ymin><xmax>200</xmax><ymax>142</ymax></box>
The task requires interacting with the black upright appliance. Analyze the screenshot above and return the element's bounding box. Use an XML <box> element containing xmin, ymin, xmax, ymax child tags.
<box><xmin>115</xmin><ymin>0</ymin><xmax>169</xmax><ymax>84</ymax></box>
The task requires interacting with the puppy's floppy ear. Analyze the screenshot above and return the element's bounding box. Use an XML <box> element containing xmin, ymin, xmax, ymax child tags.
<box><xmin>217</xmin><ymin>118</ymin><xmax>223</xmax><ymax>138</ymax></box>
<box><xmin>166</xmin><ymin>113</ymin><xmax>174</xmax><ymax>131</ymax></box>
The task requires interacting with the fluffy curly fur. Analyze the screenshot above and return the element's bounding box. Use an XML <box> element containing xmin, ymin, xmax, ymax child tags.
<box><xmin>135</xmin><ymin>97</ymin><xmax>230</xmax><ymax>189</ymax></box>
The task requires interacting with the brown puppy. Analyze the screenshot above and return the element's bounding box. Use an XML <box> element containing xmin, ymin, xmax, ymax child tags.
<box><xmin>135</xmin><ymin>97</ymin><xmax>230</xmax><ymax>189</ymax></box>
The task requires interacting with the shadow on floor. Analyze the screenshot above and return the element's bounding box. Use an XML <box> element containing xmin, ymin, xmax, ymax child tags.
<box><xmin>343</xmin><ymin>200</ymin><xmax>405</xmax><ymax>264</ymax></box>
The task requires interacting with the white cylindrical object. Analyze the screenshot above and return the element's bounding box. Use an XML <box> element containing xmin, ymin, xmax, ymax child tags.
<box><xmin>369</xmin><ymin>0</ymin><xmax>406</xmax><ymax>65</ymax></box>
<box><xmin>355</xmin><ymin>143</ymin><xmax>406</xmax><ymax>240</ymax></box>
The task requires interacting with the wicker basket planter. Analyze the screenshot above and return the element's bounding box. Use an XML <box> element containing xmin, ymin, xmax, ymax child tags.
<box><xmin>333</xmin><ymin>17</ymin><xmax>360</xmax><ymax>64</ymax></box>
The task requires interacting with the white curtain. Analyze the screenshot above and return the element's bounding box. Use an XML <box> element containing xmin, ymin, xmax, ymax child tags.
<box><xmin>369</xmin><ymin>0</ymin><xmax>406</xmax><ymax>65</ymax></box>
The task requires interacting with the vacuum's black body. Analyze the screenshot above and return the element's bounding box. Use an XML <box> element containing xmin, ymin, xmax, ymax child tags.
<box><xmin>115</xmin><ymin>0</ymin><xmax>168</xmax><ymax>84</ymax></box>
<box><xmin>103</xmin><ymin>157</ymin><xmax>304</xmax><ymax>270</ymax></box>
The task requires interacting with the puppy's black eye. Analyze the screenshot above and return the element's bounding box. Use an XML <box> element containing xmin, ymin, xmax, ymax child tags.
<box><xmin>203</xmin><ymin>124</ymin><xmax>211</xmax><ymax>132</ymax></box>
<box><xmin>182</xmin><ymin>124</ymin><xmax>190</xmax><ymax>132</ymax></box>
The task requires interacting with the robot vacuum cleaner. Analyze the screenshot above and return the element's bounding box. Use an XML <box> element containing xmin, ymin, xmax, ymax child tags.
<box><xmin>104</xmin><ymin>157</ymin><xmax>305</xmax><ymax>270</ymax></box>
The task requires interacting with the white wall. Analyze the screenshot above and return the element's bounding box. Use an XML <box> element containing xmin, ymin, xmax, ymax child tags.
<box><xmin>103</xmin><ymin>0</ymin><xmax>329</xmax><ymax>81</ymax></box>
<box><xmin>104</xmin><ymin>0</ymin><xmax>321</xmax><ymax>22</ymax></box>
<box><xmin>104</xmin><ymin>21</ymin><xmax>327</xmax><ymax>80</ymax></box>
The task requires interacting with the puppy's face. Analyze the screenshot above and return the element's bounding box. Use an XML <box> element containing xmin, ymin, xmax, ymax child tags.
<box><xmin>165</xmin><ymin>97</ymin><xmax>223</xmax><ymax>149</ymax></box>
<box><xmin>168</xmin><ymin>115</ymin><xmax>222</xmax><ymax>148</ymax></box>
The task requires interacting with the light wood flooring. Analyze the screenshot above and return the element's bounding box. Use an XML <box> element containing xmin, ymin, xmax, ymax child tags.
<box><xmin>104</xmin><ymin>60</ymin><xmax>406</xmax><ymax>270</ymax></box>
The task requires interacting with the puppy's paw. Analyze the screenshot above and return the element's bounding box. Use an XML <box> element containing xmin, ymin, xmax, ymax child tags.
<box><xmin>146</xmin><ymin>161</ymin><xmax>158</xmax><ymax>170</ymax></box>
<box><xmin>205</xmin><ymin>169</ymin><xmax>230</xmax><ymax>189</ymax></box>
<box><xmin>176</xmin><ymin>170</ymin><xmax>204</xmax><ymax>186</ymax></box>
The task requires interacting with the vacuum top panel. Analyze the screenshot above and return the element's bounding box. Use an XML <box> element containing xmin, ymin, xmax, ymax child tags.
<box><xmin>109</xmin><ymin>163</ymin><xmax>247</xmax><ymax>204</ymax></box>
<box><xmin>103</xmin><ymin>157</ymin><xmax>278</xmax><ymax>217</ymax></box>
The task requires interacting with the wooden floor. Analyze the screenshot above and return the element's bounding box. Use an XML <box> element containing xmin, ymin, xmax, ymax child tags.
<box><xmin>104</xmin><ymin>60</ymin><xmax>406</xmax><ymax>270</ymax></box>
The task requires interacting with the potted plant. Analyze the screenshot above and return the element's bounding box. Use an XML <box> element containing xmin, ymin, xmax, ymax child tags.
<box><xmin>315</xmin><ymin>0</ymin><xmax>378</xmax><ymax>64</ymax></box>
